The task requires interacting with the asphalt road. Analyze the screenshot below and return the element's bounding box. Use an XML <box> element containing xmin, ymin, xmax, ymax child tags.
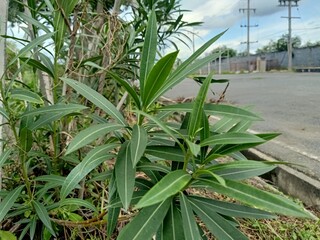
<box><xmin>165</xmin><ymin>72</ymin><xmax>320</xmax><ymax>180</ymax></box>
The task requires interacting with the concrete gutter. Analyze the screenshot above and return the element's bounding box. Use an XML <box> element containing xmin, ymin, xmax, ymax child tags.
<box><xmin>244</xmin><ymin>148</ymin><xmax>320</xmax><ymax>210</ymax></box>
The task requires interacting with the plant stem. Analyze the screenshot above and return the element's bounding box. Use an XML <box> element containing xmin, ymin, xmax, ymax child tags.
<box><xmin>183</xmin><ymin>151</ymin><xmax>191</xmax><ymax>171</ymax></box>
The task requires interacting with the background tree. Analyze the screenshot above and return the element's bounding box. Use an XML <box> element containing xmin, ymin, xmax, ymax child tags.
<box><xmin>256</xmin><ymin>34</ymin><xmax>301</xmax><ymax>53</ymax></box>
<box><xmin>211</xmin><ymin>45</ymin><xmax>237</xmax><ymax>58</ymax></box>
<box><xmin>275</xmin><ymin>34</ymin><xmax>301</xmax><ymax>52</ymax></box>
<box><xmin>131</xmin><ymin>0</ymin><xmax>202</xmax><ymax>50</ymax></box>
<box><xmin>303</xmin><ymin>40</ymin><xmax>320</xmax><ymax>48</ymax></box>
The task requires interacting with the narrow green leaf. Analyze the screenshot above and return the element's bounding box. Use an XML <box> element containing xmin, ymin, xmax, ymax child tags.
<box><xmin>44</xmin><ymin>0</ymin><xmax>54</xmax><ymax>12</ymax></box>
<box><xmin>135</xmin><ymin>110</ymin><xmax>183</xmax><ymax>148</ymax></box>
<box><xmin>135</xmin><ymin>170</ymin><xmax>191</xmax><ymax>209</ymax></box>
<box><xmin>201</xmin><ymin>133</ymin><xmax>265</xmax><ymax>147</ymax></box>
<box><xmin>21</xmin><ymin>103</ymin><xmax>87</xmax><ymax>118</ymax></box>
<box><xmin>0</xmin><ymin>150</ymin><xmax>12</xmax><ymax>169</ymax></box>
<box><xmin>53</xmin><ymin>0</ymin><xmax>78</xmax><ymax>52</ymax></box>
<box><xmin>192</xmin><ymin>179</ymin><xmax>315</xmax><ymax>219</ymax></box>
<box><xmin>11</xmin><ymin>88</ymin><xmax>43</xmax><ymax>104</ymax></box>
<box><xmin>186</xmin><ymin>139</ymin><xmax>201</xmax><ymax>157</ymax></box>
<box><xmin>117</xmin><ymin>198</ymin><xmax>171</xmax><ymax>240</ymax></box>
<box><xmin>130</xmin><ymin>124</ymin><xmax>148</xmax><ymax>167</ymax></box>
<box><xmin>18</xmin><ymin>12</ymin><xmax>50</xmax><ymax>33</ymax></box>
<box><xmin>33</xmin><ymin>201</ymin><xmax>56</xmax><ymax>237</ymax></box>
<box><xmin>60</xmin><ymin>144</ymin><xmax>115</xmax><ymax>199</ymax></box>
<box><xmin>137</xmin><ymin>162</ymin><xmax>171</xmax><ymax>174</ymax></box>
<box><xmin>188</xmin><ymin>72</ymin><xmax>214</xmax><ymax>138</ymax></box>
<box><xmin>62</xmin><ymin>77</ymin><xmax>126</xmax><ymax>126</ymax></box>
<box><xmin>19</xmin><ymin>105</ymin><xmax>33</xmax><ymax>153</ymax></box>
<box><xmin>39</xmin><ymin>53</ymin><xmax>54</xmax><ymax>77</ymax></box>
<box><xmin>59</xmin><ymin>0</ymin><xmax>79</xmax><ymax>15</ymax></box>
<box><xmin>229</xmin><ymin>120</ymin><xmax>252</xmax><ymax>133</ymax></box>
<box><xmin>211</xmin><ymin>117</ymin><xmax>241</xmax><ymax>133</ymax></box>
<box><xmin>150</xmin><ymin>31</ymin><xmax>227</xmax><ymax>104</ymax></box>
<box><xmin>29</xmin><ymin>112</ymin><xmax>65</xmax><ymax>130</ymax></box>
<box><xmin>160</xmin><ymin>103</ymin><xmax>262</xmax><ymax>121</ymax></box>
<box><xmin>206</xmin><ymin>160</ymin><xmax>276</xmax><ymax>180</ymax></box>
<box><xmin>109</xmin><ymin>191</ymin><xmax>147</xmax><ymax>208</ymax></box>
<box><xmin>88</xmin><ymin>170</ymin><xmax>112</xmax><ymax>182</ymax></box>
<box><xmin>146</xmin><ymin>146</ymin><xmax>185</xmax><ymax>162</ymax></box>
<box><xmin>0</xmin><ymin>186</ymin><xmax>24</xmax><ymax>222</ymax></box>
<box><xmin>35</xmin><ymin>175</ymin><xmax>68</xmax><ymax>185</ymax></box>
<box><xmin>8</xmin><ymin>32</ymin><xmax>55</xmax><ymax>66</ymax></box>
<box><xmin>143</xmin><ymin>51</ymin><xmax>178</xmax><ymax>107</ymax></box>
<box><xmin>84</xmin><ymin>61</ymin><xmax>105</xmax><ymax>70</ymax></box>
<box><xmin>171</xmin><ymin>31</ymin><xmax>226</xmax><ymax>83</ymax></box>
<box><xmin>200</xmin><ymin>111</ymin><xmax>210</xmax><ymax>162</ymax></box>
<box><xmin>106</xmin><ymin>171</ymin><xmax>121</xmax><ymax>236</ymax></box>
<box><xmin>179</xmin><ymin>193</ymin><xmax>202</xmax><ymax>240</ymax></box>
<box><xmin>108</xmin><ymin>71</ymin><xmax>141</xmax><ymax>108</ymax></box>
<box><xmin>140</xmin><ymin>9</ymin><xmax>157</xmax><ymax>95</ymax></box>
<box><xmin>189</xmin><ymin>198</ymin><xmax>248</xmax><ymax>240</ymax></box>
<box><xmin>162</xmin><ymin>202</ymin><xmax>185</xmax><ymax>240</ymax></box>
<box><xmin>0</xmin><ymin>107</ymin><xmax>9</xmax><ymax>121</ymax></box>
<box><xmin>65</xmin><ymin>123</ymin><xmax>123</xmax><ymax>155</ymax></box>
<box><xmin>19</xmin><ymin>57</ymin><xmax>54</xmax><ymax>78</ymax></box>
<box><xmin>188</xmin><ymin>196</ymin><xmax>275</xmax><ymax>219</ymax></box>
<box><xmin>208</xmin><ymin>133</ymin><xmax>281</xmax><ymax>159</ymax></box>
<box><xmin>135</xmin><ymin>178</ymin><xmax>154</xmax><ymax>190</ymax></box>
<box><xmin>115</xmin><ymin>142</ymin><xmax>136</xmax><ymax>210</ymax></box>
<box><xmin>51</xmin><ymin>199</ymin><xmax>97</xmax><ymax>212</ymax></box>
<box><xmin>107</xmin><ymin>206</ymin><xmax>120</xmax><ymax>237</ymax></box>
<box><xmin>19</xmin><ymin>128</ymin><xmax>33</xmax><ymax>153</ymax></box>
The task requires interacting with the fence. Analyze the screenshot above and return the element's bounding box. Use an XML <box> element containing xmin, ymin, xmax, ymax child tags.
<box><xmin>199</xmin><ymin>45</ymin><xmax>320</xmax><ymax>74</ymax></box>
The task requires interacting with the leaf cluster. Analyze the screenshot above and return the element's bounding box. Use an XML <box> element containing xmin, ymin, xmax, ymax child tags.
<box><xmin>0</xmin><ymin>2</ymin><xmax>316</xmax><ymax>240</ymax></box>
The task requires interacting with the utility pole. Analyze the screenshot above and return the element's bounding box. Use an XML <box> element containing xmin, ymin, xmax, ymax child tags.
<box><xmin>279</xmin><ymin>0</ymin><xmax>300</xmax><ymax>71</ymax></box>
<box><xmin>240</xmin><ymin>0</ymin><xmax>258</xmax><ymax>57</ymax></box>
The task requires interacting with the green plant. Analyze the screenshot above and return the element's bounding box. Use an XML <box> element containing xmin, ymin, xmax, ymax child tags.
<box><xmin>0</xmin><ymin>5</ymin><xmax>316</xmax><ymax>240</ymax></box>
<box><xmin>61</xmin><ymin>10</ymin><xmax>315</xmax><ymax>239</ymax></box>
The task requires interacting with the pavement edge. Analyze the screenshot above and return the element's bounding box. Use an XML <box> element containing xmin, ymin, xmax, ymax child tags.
<box><xmin>244</xmin><ymin>148</ymin><xmax>320</xmax><ymax>210</ymax></box>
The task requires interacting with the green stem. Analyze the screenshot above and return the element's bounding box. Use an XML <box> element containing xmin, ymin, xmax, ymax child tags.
<box><xmin>183</xmin><ymin>150</ymin><xmax>191</xmax><ymax>171</ymax></box>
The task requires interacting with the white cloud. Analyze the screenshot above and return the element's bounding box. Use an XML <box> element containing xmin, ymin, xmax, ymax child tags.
<box><xmin>169</xmin><ymin>0</ymin><xmax>320</xmax><ymax>60</ymax></box>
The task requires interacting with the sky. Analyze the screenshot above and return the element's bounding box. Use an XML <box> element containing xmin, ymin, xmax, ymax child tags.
<box><xmin>171</xmin><ymin>0</ymin><xmax>320</xmax><ymax>59</ymax></box>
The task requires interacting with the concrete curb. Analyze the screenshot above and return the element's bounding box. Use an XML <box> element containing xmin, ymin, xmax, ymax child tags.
<box><xmin>245</xmin><ymin>148</ymin><xmax>320</xmax><ymax>210</ymax></box>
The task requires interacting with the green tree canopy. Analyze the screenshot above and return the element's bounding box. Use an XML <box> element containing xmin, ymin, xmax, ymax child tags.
<box><xmin>256</xmin><ymin>34</ymin><xmax>301</xmax><ymax>54</ymax></box>
<box><xmin>211</xmin><ymin>45</ymin><xmax>237</xmax><ymax>58</ymax></box>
